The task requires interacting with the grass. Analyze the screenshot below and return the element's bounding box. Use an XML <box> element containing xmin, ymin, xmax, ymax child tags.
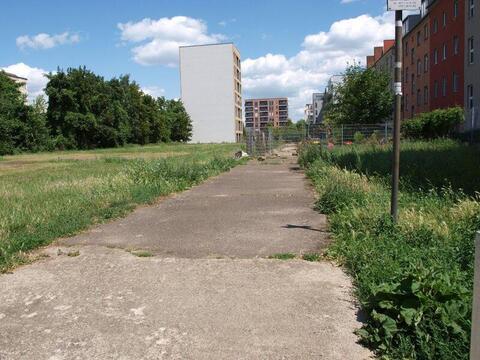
<box><xmin>299</xmin><ymin>140</ymin><xmax>480</xmax><ymax>359</ymax></box>
<box><xmin>268</xmin><ymin>253</ymin><xmax>296</xmax><ymax>260</ymax></box>
<box><xmin>0</xmin><ymin>143</ymin><xmax>242</xmax><ymax>272</ymax></box>
<box><xmin>129</xmin><ymin>250</ymin><xmax>154</xmax><ymax>258</ymax></box>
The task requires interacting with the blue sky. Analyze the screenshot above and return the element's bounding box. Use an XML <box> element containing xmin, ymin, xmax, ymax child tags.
<box><xmin>1</xmin><ymin>0</ymin><xmax>396</xmax><ymax>119</ymax></box>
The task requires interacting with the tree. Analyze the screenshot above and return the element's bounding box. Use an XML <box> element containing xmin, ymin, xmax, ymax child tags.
<box><xmin>324</xmin><ymin>65</ymin><xmax>393</xmax><ymax>125</ymax></box>
<box><xmin>167</xmin><ymin>99</ymin><xmax>192</xmax><ymax>142</ymax></box>
<box><xmin>0</xmin><ymin>71</ymin><xmax>26</xmax><ymax>154</ymax></box>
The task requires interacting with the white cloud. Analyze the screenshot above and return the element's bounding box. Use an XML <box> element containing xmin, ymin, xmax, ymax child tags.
<box><xmin>118</xmin><ymin>16</ymin><xmax>226</xmax><ymax>66</ymax></box>
<box><xmin>141</xmin><ymin>85</ymin><xmax>165</xmax><ymax>98</ymax></box>
<box><xmin>16</xmin><ymin>32</ymin><xmax>80</xmax><ymax>50</ymax></box>
<box><xmin>2</xmin><ymin>63</ymin><xmax>50</xmax><ymax>102</ymax></box>
<box><xmin>242</xmin><ymin>12</ymin><xmax>394</xmax><ymax>119</ymax></box>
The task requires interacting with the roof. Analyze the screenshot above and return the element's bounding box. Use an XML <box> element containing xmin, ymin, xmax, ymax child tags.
<box><xmin>244</xmin><ymin>97</ymin><xmax>288</xmax><ymax>102</ymax></box>
<box><xmin>1</xmin><ymin>70</ymin><xmax>27</xmax><ymax>81</ymax></box>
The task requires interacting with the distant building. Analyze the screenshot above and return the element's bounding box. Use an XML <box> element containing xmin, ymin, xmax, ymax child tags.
<box><xmin>325</xmin><ymin>75</ymin><xmax>344</xmax><ymax>102</ymax></box>
<box><xmin>402</xmin><ymin>13</ymin><xmax>430</xmax><ymax>119</ymax></box>
<box><xmin>304</xmin><ymin>103</ymin><xmax>313</xmax><ymax>124</ymax></box>
<box><xmin>366</xmin><ymin>39</ymin><xmax>396</xmax><ymax>92</ymax></box>
<box><xmin>244</xmin><ymin>98</ymin><xmax>289</xmax><ymax>129</ymax></box>
<box><xmin>465</xmin><ymin>0</ymin><xmax>479</xmax><ymax>131</ymax></box>
<box><xmin>179</xmin><ymin>43</ymin><xmax>243</xmax><ymax>143</ymax></box>
<box><xmin>312</xmin><ymin>93</ymin><xmax>324</xmax><ymax>123</ymax></box>
<box><xmin>2</xmin><ymin>71</ymin><xmax>27</xmax><ymax>96</ymax></box>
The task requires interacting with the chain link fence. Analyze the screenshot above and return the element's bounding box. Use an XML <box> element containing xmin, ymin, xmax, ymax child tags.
<box><xmin>245</xmin><ymin>123</ymin><xmax>394</xmax><ymax>156</ymax></box>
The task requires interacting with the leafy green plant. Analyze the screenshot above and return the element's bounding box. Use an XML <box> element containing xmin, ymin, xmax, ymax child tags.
<box><xmin>353</xmin><ymin>132</ymin><xmax>365</xmax><ymax>143</ymax></box>
<box><xmin>402</xmin><ymin>107</ymin><xmax>464</xmax><ymax>140</ymax></box>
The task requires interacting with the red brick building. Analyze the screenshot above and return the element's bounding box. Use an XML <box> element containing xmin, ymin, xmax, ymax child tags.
<box><xmin>402</xmin><ymin>14</ymin><xmax>431</xmax><ymax>119</ymax></box>
<box><xmin>429</xmin><ymin>0</ymin><xmax>465</xmax><ymax>110</ymax></box>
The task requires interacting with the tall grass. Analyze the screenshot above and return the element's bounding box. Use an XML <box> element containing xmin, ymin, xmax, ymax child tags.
<box><xmin>0</xmin><ymin>143</ymin><xmax>241</xmax><ymax>272</ymax></box>
<box><xmin>299</xmin><ymin>140</ymin><xmax>480</xmax><ymax>359</ymax></box>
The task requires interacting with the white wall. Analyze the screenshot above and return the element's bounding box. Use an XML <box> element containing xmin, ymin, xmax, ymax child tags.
<box><xmin>180</xmin><ymin>44</ymin><xmax>236</xmax><ymax>143</ymax></box>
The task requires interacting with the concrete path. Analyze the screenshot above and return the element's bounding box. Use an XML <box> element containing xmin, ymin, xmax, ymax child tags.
<box><xmin>0</xmin><ymin>146</ymin><xmax>372</xmax><ymax>359</ymax></box>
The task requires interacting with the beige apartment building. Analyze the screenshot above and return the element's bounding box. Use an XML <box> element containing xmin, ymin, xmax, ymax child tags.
<box><xmin>244</xmin><ymin>97</ymin><xmax>288</xmax><ymax>129</ymax></box>
<box><xmin>3</xmin><ymin>71</ymin><xmax>28</xmax><ymax>96</ymax></box>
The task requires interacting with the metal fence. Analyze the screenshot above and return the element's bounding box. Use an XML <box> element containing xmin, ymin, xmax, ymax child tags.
<box><xmin>245</xmin><ymin>123</ymin><xmax>394</xmax><ymax>156</ymax></box>
<box><xmin>306</xmin><ymin>123</ymin><xmax>393</xmax><ymax>145</ymax></box>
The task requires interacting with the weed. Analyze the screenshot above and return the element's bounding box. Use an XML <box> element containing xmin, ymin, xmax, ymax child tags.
<box><xmin>302</xmin><ymin>253</ymin><xmax>322</xmax><ymax>262</ymax></box>
<box><xmin>269</xmin><ymin>253</ymin><xmax>296</xmax><ymax>260</ymax></box>
<box><xmin>300</xmin><ymin>140</ymin><xmax>479</xmax><ymax>359</ymax></box>
<box><xmin>130</xmin><ymin>250</ymin><xmax>154</xmax><ymax>258</ymax></box>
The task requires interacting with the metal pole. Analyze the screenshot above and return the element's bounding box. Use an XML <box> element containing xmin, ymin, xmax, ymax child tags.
<box><xmin>390</xmin><ymin>10</ymin><xmax>403</xmax><ymax>222</ymax></box>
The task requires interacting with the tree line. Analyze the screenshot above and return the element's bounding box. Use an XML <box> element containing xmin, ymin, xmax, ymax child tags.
<box><xmin>0</xmin><ymin>67</ymin><xmax>192</xmax><ymax>155</ymax></box>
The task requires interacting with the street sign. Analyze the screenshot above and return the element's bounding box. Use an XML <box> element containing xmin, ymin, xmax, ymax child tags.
<box><xmin>387</xmin><ymin>0</ymin><xmax>421</xmax><ymax>10</ymax></box>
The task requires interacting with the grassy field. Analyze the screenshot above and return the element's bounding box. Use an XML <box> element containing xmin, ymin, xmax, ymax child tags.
<box><xmin>0</xmin><ymin>143</ymin><xmax>242</xmax><ymax>272</ymax></box>
<box><xmin>299</xmin><ymin>140</ymin><xmax>480</xmax><ymax>359</ymax></box>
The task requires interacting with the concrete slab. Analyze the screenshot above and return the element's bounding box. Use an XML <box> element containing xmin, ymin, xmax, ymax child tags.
<box><xmin>0</xmin><ymin>246</ymin><xmax>371</xmax><ymax>360</ymax></box>
<box><xmin>62</xmin><ymin>160</ymin><xmax>329</xmax><ymax>258</ymax></box>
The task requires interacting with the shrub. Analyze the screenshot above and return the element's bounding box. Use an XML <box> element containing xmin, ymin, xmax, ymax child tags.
<box><xmin>297</xmin><ymin>142</ymin><xmax>323</xmax><ymax>168</ymax></box>
<box><xmin>402</xmin><ymin>107</ymin><xmax>464</xmax><ymax>139</ymax></box>
<box><xmin>353</xmin><ymin>131</ymin><xmax>365</xmax><ymax>143</ymax></box>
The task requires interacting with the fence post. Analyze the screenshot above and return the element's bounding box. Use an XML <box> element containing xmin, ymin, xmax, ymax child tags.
<box><xmin>341</xmin><ymin>125</ymin><xmax>344</xmax><ymax>145</ymax></box>
<box><xmin>384</xmin><ymin>122</ymin><xmax>388</xmax><ymax>142</ymax></box>
<box><xmin>471</xmin><ymin>232</ymin><xmax>480</xmax><ymax>359</ymax></box>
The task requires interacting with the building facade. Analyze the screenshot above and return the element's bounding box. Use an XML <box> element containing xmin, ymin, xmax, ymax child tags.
<box><xmin>244</xmin><ymin>98</ymin><xmax>288</xmax><ymax>129</ymax></box>
<box><xmin>367</xmin><ymin>40</ymin><xmax>396</xmax><ymax>93</ymax></box>
<box><xmin>179</xmin><ymin>43</ymin><xmax>243</xmax><ymax>143</ymax></box>
<box><xmin>402</xmin><ymin>14</ymin><xmax>431</xmax><ymax>119</ymax></box>
<box><xmin>304</xmin><ymin>103</ymin><xmax>313</xmax><ymax>124</ymax></box>
<box><xmin>465</xmin><ymin>0</ymin><xmax>479</xmax><ymax>130</ymax></box>
<box><xmin>429</xmin><ymin>0</ymin><xmax>465</xmax><ymax>111</ymax></box>
<box><xmin>3</xmin><ymin>71</ymin><xmax>28</xmax><ymax>96</ymax></box>
<box><xmin>312</xmin><ymin>93</ymin><xmax>324</xmax><ymax>123</ymax></box>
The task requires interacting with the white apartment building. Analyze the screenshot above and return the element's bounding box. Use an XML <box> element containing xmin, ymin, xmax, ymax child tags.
<box><xmin>179</xmin><ymin>43</ymin><xmax>243</xmax><ymax>143</ymax></box>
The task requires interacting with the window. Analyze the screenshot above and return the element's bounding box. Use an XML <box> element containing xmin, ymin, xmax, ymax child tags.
<box><xmin>434</xmin><ymin>49</ymin><xmax>438</xmax><ymax>64</ymax></box>
<box><xmin>405</xmin><ymin>67</ymin><xmax>409</xmax><ymax>83</ymax></box>
<box><xmin>411</xmin><ymin>48</ymin><xmax>415</xmax><ymax>65</ymax></box>
<box><xmin>470</xmin><ymin>0</ymin><xmax>475</xmax><ymax>18</ymax></box>
<box><xmin>442</xmin><ymin>77</ymin><xmax>447</xmax><ymax>97</ymax></box>
<box><xmin>468</xmin><ymin>85</ymin><xmax>474</xmax><ymax>109</ymax></box>
<box><xmin>443</xmin><ymin>12</ymin><xmax>447</xmax><ymax>27</ymax></box>
<box><xmin>433</xmin><ymin>18</ymin><xmax>438</xmax><ymax>33</ymax></box>
<box><xmin>417</xmin><ymin>89</ymin><xmax>422</xmax><ymax>105</ymax></box>
<box><xmin>453</xmin><ymin>72</ymin><xmax>459</xmax><ymax>93</ymax></box>
<box><xmin>443</xmin><ymin>43</ymin><xmax>447</xmax><ymax>60</ymax></box>
<box><xmin>417</xmin><ymin>59</ymin><xmax>422</xmax><ymax>75</ymax></box>
<box><xmin>469</xmin><ymin>37</ymin><xmax>475</xmax><ymax>64</ymax></box>
<box><xmin>417</xmin><ymin>31</ymin><xmax>421</xmax><ymax>45</ymax></box>
<box><xmin>424</xmin><ymin>86</ymin><xmax>429</xmax><ymax>105</ymax></box>
<box><xmin>434</xmin><ymin>80</ymin><xmax>439</xmax><ymax>98</ymax></box>
<box><xmin>424</xmin><ymin>24</ymin><xmax>429</xmax><ymax>40</ymax></box>
<box><xmin>411</xmin><ymin>74</ymin><xmax>415</xmax><ymax>93</ymax></box>
<box><xmin>405</xmin><ymin>94</ymin><xmax>409</xmax><ymax>108</ymax></box>
<box><xmin>454</xmin><ymin>0</ymin><xmax>459</xmax><ymax>18</ymax></box>
<box><xmin>424</xmin><ymin>54</ymin><xmax>429</xmax><ymax>72</ymax></box>
<box><xmin>454</xmin><ymin>36</ymin><xmax>460</xmax><ymax>55</ymax></box>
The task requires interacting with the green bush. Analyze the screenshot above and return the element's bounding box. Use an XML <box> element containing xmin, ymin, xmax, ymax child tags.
<box><xmin>402</xmin><ymin>107</ymin><xmax>464</xmax><ymax>139</ymax></box>
<box><xmin>354</xmin><ymin>131</ymin><xmax>365</xmax><ymax>143</ymax></box>
<box><xmin>300</xmin><ymin>141</ymin><xmax>479</xmax><ymax>359</ymax></box>
<box><xmin>297</xmin><ymin>142</ymin><xmax>323</xmax><ymax>168</ymax></box>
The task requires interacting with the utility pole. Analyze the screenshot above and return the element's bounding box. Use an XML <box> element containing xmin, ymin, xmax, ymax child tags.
<box><xmin>390</xmin><ymin>9</ymin><xmax>403</xmax><ymax>222</ymax></box>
